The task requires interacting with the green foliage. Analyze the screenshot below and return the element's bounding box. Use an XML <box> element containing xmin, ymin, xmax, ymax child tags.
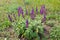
<box><xmin>25</xmin><ymin>0</ymin><xmax>31</xmax><ymax>5</ymax></box>
<box><xmin>12</xmin><ymin>20</ymin><xmax>26</xmax><ymax>35</ymax></box>
<box><xmin>47</xmin><ymin>14</ymin><xmax>56</xmax><ymax>20</ymax></box>
<box><xmin>46</xmin><ymin>20</ymin><xmax>55</xmax><ymax>27</ymax></box>
<box><xmin>49</xmin><ymin>26</ymin><xmax>60</xmax><ymax>40</ymax></box>
<box><xmin>47</xmin><ymin>13</ymin><xmax>59</xmax><ymax>21</ymax></box>
<box><xmin>0</xmin><ymin>20</ymin><xmax>11</xmax><ymax>31</ymax></box>
<box><xmin>24</xmin><ymin>29</ymin><xmax>39</xmax><ymax>40</ymax></box>
<box><xmin>7</xmin><ymin>4</ymin><xmax>19</xmax><ymax>13</ymax></box>
<box><xmin>12</xmin><ymin>17</ymin><xmax>45</xmax><ymax>40</ymax></box>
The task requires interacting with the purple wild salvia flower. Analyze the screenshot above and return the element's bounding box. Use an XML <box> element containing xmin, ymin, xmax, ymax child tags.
<box><xmin>36</xmin><ymin>6</ymin><xmax>38</xmax><ymax>14</ymax></box>
<box><xmin>21</xmin><ymin>10</ymin><xmax>24</xmax><ymax>18</ymax></box>
<box><xmin>40</xmin><ymin>8</ymin><xmax>43</xmax><ymax>15</ymax></box>
<box><xmin>30</xmin><ymin>8</ymin><xmax>35</xmax><ymax>20</ymax></box>
<box><xmin>8</xmin><ymin>14</ymin><xmax>13</xmax><ymax>22</ymax></box>
<box><xmin>18</xmin><ymin>7</ymin><xmax>22</xmax><ymax>16</ymax></box>
<box><xmin>40</xmin><ymin>5</ymin><xmax>46</xmax><ymax>15</ymax></box>
<box><xmin>26</xmin><ymin>19</ymin><xmax>28</xmax><ymax>28</ymax></box>
<box><xmin>31</xmin><ymin>8</ymin><xmax>34</xmax><ymax>14</ymax></box>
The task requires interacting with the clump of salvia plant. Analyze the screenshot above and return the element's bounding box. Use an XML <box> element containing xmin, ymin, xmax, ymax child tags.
<box><xmin>8</xmin><ymin>4</ymin><xmax>47</xmax><ymax>40</ymax></box>
<box><xmin>17</xmin><ymin>19</ymin><xmax>45</xmax><ymax>40</ymax></box>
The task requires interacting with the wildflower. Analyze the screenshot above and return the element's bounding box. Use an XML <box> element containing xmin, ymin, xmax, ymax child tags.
<box><xmin>18</xmin><ymin>7</ymin><xmax>22</xmax><ymax>16</ymax></box>
<box><xmin>30</xmin><ymin>8</ymin><xmax>35</xmax><ymax>20</ymax></box>
<box><xmin>8</xmin><ymin>14</ymin><xmax>13</xmax><ymax>22</ymax></box>
<box><xmin>26</xmin><ymin>19</ymin><xmax>28</xmax><ymax>28</ymax></box>
<box><xmin>36</xmin><ymin>6</ymin><xmax>38</xmax><ymax>14</ymax></box>
<box><xmin>21</xmin><ymin>10</ymin><xmax>24</xmax><ymax>18</ymax></box>
<box><xmin>40</xmin><ymin>5</ymin><xmax>46</xmax><ymax>15</ymax></box>
<box><xmin>31</xmin><ymin>8</ymin><xmax>34</xmax><ymax>14</ymax></box>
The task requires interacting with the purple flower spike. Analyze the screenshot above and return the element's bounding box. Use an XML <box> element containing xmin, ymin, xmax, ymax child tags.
<box><xmin>30</xmin><ymin>8</ymin><xmax>35</xmax><ymax>20</ymax></box>
<box><xmin>8</xmin><ymin>14</ymin><xmax>13</xmax><ymax>22</ymax></box>
<box><xmin>40</xmin><ymin>5</ymin><xmax>46</xmax><ymax>15</ymax></box>
<box><xmin>36</xmin><ymin>6</ymin><xmax>38</xmax><ymax>14</ymax></box>
<box><xmin>21</xmin><ymin>10</ymin><xmax>24</xmax><ymax>18</ymax></box>
<box><xmin>40</xmin><ymin>8</ymin><xmax>43</xmax><ymax>15</ymax></box>
<box><xmin>31</xmin><ymin>8</ymin><xmax>34</xmax><ymax>14</ymax></box>
<box><xmin>26</xmin><ymin>19</ymin><xmax>28</xmax><ymax>28</ymax></box>
<box><xmin>18</xmin><ymin>7</ymin><xmax>22</xmax><ymax>16</ymax></box>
